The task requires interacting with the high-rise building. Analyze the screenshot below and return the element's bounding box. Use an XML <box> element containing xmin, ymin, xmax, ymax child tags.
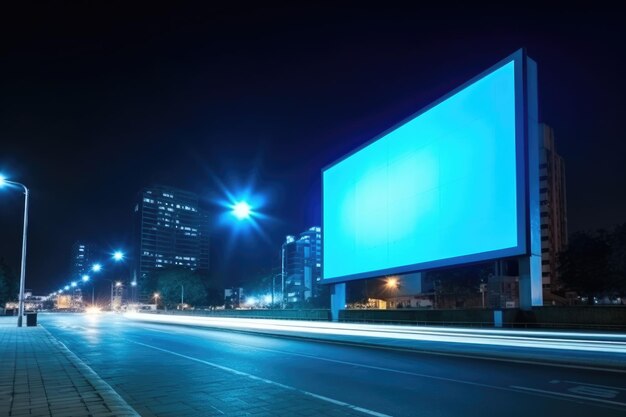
<box><xmin>70</xmin><ymin>242</ymin><xmax>91</xmax><ymax>279</ymax></box>
<box><xmin>539</xmin><ymin>124</ymin><xmax>568</xmax><ymax>296</ymax></box>
<box><xmin>281</xmin><ymin>226</ymin><xmax>322</xmax><ymax>304</ymax></box>
<box><xmin>133</xmin><ymin>185</ymin><xmax>210</xmax><ymax>299</ymax></box>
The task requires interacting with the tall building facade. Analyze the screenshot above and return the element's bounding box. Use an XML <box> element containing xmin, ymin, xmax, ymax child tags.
<box><xmin>70</xmin><ymin>242</ymin><xmax>92</xmax><ymax>279</ymax></box>
<box><xmin>539</xmin><ymin>124</ymin><xmax>568</xmax><ymax>295</ymax></box>
<box><xmin>133</xmin><ymin>186</ymin><xmax>210</xmax><ymax>299</ymax></box>
<box><xmin>282</xmin><ymin>226</ymin><xmax>322</xmax><ymax>304</ymax></box>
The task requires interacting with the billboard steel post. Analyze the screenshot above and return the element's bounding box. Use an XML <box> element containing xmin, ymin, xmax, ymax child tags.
<box><xmin>330</xmin><ymin>283</ymin><xmax>345</xmax><ymax>322</ymax></box>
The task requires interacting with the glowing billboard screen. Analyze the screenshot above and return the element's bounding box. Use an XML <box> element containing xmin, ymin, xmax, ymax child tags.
<box><xmin>323</xmin><ymin>55</ymin><xmax>528</xmax><ymax>282</ymax></box>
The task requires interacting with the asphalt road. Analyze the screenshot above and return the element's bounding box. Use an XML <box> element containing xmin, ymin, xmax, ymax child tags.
<box><xmin>40</xmin><ymin>313</ymin><xmax>626</xmax><ymax>417</ymax></box>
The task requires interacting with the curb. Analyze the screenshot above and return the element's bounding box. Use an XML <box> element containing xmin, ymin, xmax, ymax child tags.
<box><xmin>40</xmin><ymin>325</ymin><xmax>140</xmax><ymax>417</ymax></box>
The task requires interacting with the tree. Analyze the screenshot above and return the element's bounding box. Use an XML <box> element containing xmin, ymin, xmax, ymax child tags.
<box><xmin>426</xmin><ymin>263</ymin><xmax>492</xmax><ymax>308</ymax></box>
<box><xmin>558</xmin><ymin>230</ymin><xmax>616</xmax><ymax>303</ymax></box>
<box><xmin>153</xmin><ymin>268</ymin><xmax>208</xmax><ymax>309</ymax></box>
<box><xmin>0</xmin><ymin>258</ymin><xmax>18</xmax><ymax>307</ymax></box>
<box><xmin>608</xmin><ymin>223</ymin><xmax>626</xmax><ymax>295</ymax></box>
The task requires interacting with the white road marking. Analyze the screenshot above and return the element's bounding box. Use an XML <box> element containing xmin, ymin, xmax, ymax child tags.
<box><xmin>562</xmin><ymin>380</ymin><xmax>626</xmax><ymax>391</ymax></box>
<box><xmin>127</xmin><ymin>339</ymin><xmax>392</xmax><ymax>417</ymax></box>
<box><xmin>135</xmin><ymin>320</ymin><xmax>626</xmax><ymax>374</ymax></box>
<box><xmin>128</xmin><ymin>332</ymin><xmax>623</xmax><ymax>411</ymax></box>
<box><xmin>510</xmin><ymin>385</ymin><xmax>626</xmax><ymax>407</ymax></box>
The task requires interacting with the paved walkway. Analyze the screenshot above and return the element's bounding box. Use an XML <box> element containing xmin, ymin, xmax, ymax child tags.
<box><xmin>3</xmin><ymin>315</ymin><xmax>375</xmax><ymax>416</ymax></box>
<box><xmin>0</xmin><ymin>316</ymin><xmax>138</xmax><ymax>417</ymax></box>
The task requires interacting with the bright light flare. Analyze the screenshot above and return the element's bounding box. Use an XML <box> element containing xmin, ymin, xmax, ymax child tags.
<box><xmin>0</xmin><ymin>174</ymin><xmax>6</xmax><ymax>187</ymax></box>
<box><xmin>82</xmin><ymin>275</ymin><xmax>90</xmax><ymax>282</ymax></box>
<box><xmin>385</xmin><ymin>277</ymin><xmax>399</xmax><ymax>289</ymax></box>
<box><xmin>86</xmin><ymin>306</ymin><xmax>102</xmax><ymax>314</ymax></box>
<box><xmin>113</xmin><ymin>251</ymin><xmax>124</xmax><ymax>261</ymax></box>
<box><xmin>232</xmin><ymin>201</ymin><xmax>251</xmax><ymax>220</ymax></box>
<box><xmin>92</xmin><ymin>263</ymin><xmax>102</xmax><ymax>272</ymax></box>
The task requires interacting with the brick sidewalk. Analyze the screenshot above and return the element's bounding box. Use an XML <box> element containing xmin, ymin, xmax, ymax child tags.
<box><xmin>0</xmin><ymin>317</ymin><xmax>138</xmax><ymax>417</ymax></box>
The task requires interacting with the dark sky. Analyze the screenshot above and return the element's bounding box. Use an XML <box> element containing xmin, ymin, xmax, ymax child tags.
<box><xmin>1</xmin><ymin>3</ymin><xmax>625</xmax><ymax>293</ymax></box>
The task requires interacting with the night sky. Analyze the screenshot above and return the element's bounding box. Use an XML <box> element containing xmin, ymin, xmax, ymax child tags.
<box><xmin>1</xmin><ymin>3</ymin><xmax>625</xmax><ymax>294</ymax></box>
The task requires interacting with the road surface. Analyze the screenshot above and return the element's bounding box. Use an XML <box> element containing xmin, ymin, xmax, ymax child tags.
<box><xmin>40</xmin><ymin>313</ymin><xmax>626</xmax><ymax>417</ymax></box>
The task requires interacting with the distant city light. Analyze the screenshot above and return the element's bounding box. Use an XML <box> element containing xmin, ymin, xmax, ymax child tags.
<box><xmin>115</xmin><ymin>281</ymin><xmax>122</xmax><ymax>287</ymax></box>
<box><xmin>58</xmin><ymin>289</ymin><xmax>63</xmax><ymax>294</ymax></box>
<box><xmin>113</xmin><ymin>251</ymin><xmax>124</xmax><ymax>261</ymax></box>
<box><xmin>64</xmin><ymin>285</ymin><xmax>70</xmax><ymax>290</ymax></box>
<box><xmin>232</xmin><ymin>201</ymin><xmax>251</xmax><ymax>220</ymax></box>
<box><xmin>263</xmin><ymin>294</ymin><xmax>272</xmax><ymax>304</ymax></box>
<box><xmin>82</xmin><ymin>275</ymin><xmax>90</xmax><ymax>282</ymax></box>
<box><xmin>92</xmin><ymin>263</ymin><xmax>102</xmax><ymax>272</ymax></box>
<box><xmin>245</xmin><ymin>296</ymin><xmax>257</xmax><ymax>306</ymax></box>
<box><xmin>71</xmin><ymin>282</ymin><xmax>77</xmax><ymax>287</ymax></box>
<box><xmin>131</xmin><ymin>281</ymin><xmax>137</xmax><ymax>287</ymax></box>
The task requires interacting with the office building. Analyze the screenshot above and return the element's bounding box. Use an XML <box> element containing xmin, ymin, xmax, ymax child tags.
<box><xmin>539</xmin><ymin>124</ymin><xmax>568</xmax><ymax>296</ymax></box>
<box><xmin>282</xmin><ymin>226</ymin><xmax>322</xmax><ymax>304</ymax></box>
<box><xmin>133</xmin><ymin>185</ymin><xmax>210</xmax><ymax>298</ymax></box>
<box><xmin>70</xmin><ymin>242</ymin><xmax>92</xmax><ymax>279</ymax></box>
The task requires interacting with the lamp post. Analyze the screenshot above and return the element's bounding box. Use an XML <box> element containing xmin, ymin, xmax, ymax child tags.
<box><xmin>82</xmin><ymin>274</ymin><xmax>93</xmax><ymax>306</ymax></box>
<box><xmin>112</xmin><ymin>281</ymin><xmax>122</xmax><ymax>310</ymax></box>
<box><xmin>0</xmin><ymin>175</ymin><xmax>29</xmax><ymax>327</ymax></box>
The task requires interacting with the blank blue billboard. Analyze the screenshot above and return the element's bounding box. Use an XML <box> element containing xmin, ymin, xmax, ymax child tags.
<box><xmin>323</xmin><ymin>58</ymin><xmax>526</xmax><ymax>282</ymax></box>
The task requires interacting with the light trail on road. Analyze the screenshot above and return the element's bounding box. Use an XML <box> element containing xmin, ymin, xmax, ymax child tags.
<box><xmin>124</xmin><ymin>312</ymin><xmax>626</xmax><ymax>354</ymax></box>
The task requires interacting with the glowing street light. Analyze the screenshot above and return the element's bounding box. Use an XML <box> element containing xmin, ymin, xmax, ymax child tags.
<box><xmin>82</xmin><ymin>275</ymin><xmax>90</xmax><ymax>282</ymax></box>
<box><xmin>115</xmin><ymin>281</ymin><xmax>122</xmax><ymax>287</ymax></box>
<box><xmin>113</xmin><ymin>251</ymin><xmax>124</xmax><ymax>261</ymax></box>
<box><xmin>232</xmin><ymin>201</ymin><xmax>251</xmax><ymax>220</ymax></box>
<box><xmin>385</xmin><ymin>277</ymin><xmax>399</xmax><ymax>289</ymax></box>
<box><xmin>71</xmin><ymin>282</ymin><xmax>77</xmax><ymax>288</ymax></box>
<box><xmin>64</xmin><ymin>285</ymin><xmax>70</xmax><ymax>291</ymax></box>
<box><xmin>92</xmin><ymin>263</ymin><xmax>102</xmax><ymax>272</ymax></box>
<box><xmin>0</xmin><ymin>174</ymin><xmax>29</xmax><ymax>327</ymax></box>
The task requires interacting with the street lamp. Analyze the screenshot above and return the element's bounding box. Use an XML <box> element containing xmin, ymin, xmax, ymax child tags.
<box><xmin>232</xmin><ymin>201</ymin><xmax>251</xmax><ymax>220</ymax></box>
<box><xmin>92</xmin><ymin>263</ymin><xmax>102</xmax><ymax>273</ymax></box>
<box><xmin>0</xmin><ymin>175</ymin><xmax>29</xmax><ymax>327</ymax></box>
<box><xmin>153</xmin><ymin>292</ymin><xmax>160</xmax><ymax>309</ymax></box>
<box><xmin>82</xmin><ymin>275</ymin><xmax>95</xmax><ymax>305</ymax></box>
<box><xmin>130</xmin><ymin>280</ymin><xmax>137</xmax><ymax>304</ymax></box>
<box><xmin>113</xmin><ymin>251</ymin><xmax>124</xmax><ymax>262</ymax></box>
<box><xmin>385</xmin><ymin>277</ymin><xmax>399</xmax><ymax>289</ymax></box>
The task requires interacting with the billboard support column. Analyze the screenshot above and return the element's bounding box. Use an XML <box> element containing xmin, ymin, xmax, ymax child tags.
<box><xmin>518</xmin><ymin>254</ymin><xmax>542</xmax><ymax>309</ymax></box>
<box><xmin>330</xmin><ymin>283</ymin><xmax>346</xmax><ymax>322</ymax></box>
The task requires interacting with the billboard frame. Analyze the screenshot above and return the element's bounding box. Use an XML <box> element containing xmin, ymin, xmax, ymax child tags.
<box><xmin>321</xmin><ymin>49</ymin><xmax>536</xmax><ymax>285</ymax></box>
